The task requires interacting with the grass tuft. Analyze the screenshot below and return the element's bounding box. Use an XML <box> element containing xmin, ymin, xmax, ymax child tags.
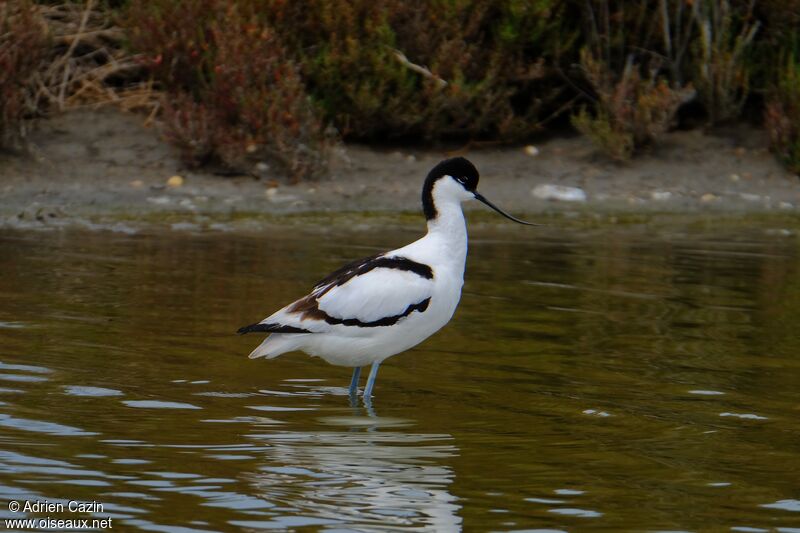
<box><xmin>0</xmin><ymin>0</ymin><xmax>48</xmax><ymax>149</ymax></box>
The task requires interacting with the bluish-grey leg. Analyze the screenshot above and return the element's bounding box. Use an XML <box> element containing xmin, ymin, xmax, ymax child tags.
<box><xmin>349</xmin><ymin>367</ymin><xmax>362</xmax><ymax>397</ymax></box>
<box><xmin>363</xmin><ymin>362</ymin><xmax>381</xmax><ymax>400</ymax></box>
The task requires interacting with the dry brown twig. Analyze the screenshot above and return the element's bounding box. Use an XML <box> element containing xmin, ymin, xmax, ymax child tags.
<box><xmin>390</xmin><ymin>48</ymin><xmax>448</xmax><ymax>89</ymax></box>
<box><xmin>29</xmin><ymin>1</ymin><xmax>158</xmax><ymax>117</ymax></box>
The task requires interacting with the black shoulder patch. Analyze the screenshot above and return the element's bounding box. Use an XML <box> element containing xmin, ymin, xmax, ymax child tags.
<box><xmin>313</xmin><ymin>253</ymin><xmax>382</xmax><ymax>290</ymax></box>
<box><xmin>237</xmin><ymin>323</ymin><xmax>311</xmax><ymax>335</ymax></box>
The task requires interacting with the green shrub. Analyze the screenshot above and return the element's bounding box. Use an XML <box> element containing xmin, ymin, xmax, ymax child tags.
<box><xmin>0</xmin><ymin>0</ymin><xmax>47</xmax><ymax>148</ymax></box>
<box><xmin>265</xmin><ymin>0</ymin><xmax>574</xmax><ymax>140</ymax></box>
<box><xmin>572</xmin><ymin>51</ymin><xmax>694</xmax><ymax>161</ymax></box>
<box><xmin>766</xmin><ymin>46</ymin><xmax>800</xmax><ymax>175</ymax></box>
<box><xmin>126</xmin><ymin>1</ymin><xmax>328</xmax><ymax>180</ymax></box>
<box><xmin>570</xmin><ymin>1</ymin><xmax>695</xmax><ymax>160</ymax></box>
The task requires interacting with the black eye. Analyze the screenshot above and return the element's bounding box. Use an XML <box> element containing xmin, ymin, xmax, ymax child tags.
<box><xmin>456</xmin><ymin>176</ymin><xmax>467</xmax><ymax>184</ymax></box>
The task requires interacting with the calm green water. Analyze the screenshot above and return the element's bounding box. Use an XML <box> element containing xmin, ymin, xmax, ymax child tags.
<box><xmin>1</xmin><ymin>219</ymin><xmax>800</xmax><ymax>532</ymax></box>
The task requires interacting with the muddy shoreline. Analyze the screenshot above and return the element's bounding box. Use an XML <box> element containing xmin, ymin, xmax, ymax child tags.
<box><xmin>1</xmin><ymin>109</ymin><xmax>799</xmax><ymax>232</ymax></box>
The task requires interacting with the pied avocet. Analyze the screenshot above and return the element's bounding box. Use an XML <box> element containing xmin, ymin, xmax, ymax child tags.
<box><xmin>238</xmin><ymin>157</ymin><xmax>536</xmax><ymax>401</ymax></box>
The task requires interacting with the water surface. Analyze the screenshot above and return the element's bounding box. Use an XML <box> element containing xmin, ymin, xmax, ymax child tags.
<box><xmin>1</xmin><ymin>218</ymin><xmax>799</xmax><ymax>531</ymax></box>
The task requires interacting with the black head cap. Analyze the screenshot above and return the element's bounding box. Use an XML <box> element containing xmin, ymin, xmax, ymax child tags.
<box><xmin>422</xmin><ymin>157</ymin><xmax>480</xmax><ymax>220</ymax></box>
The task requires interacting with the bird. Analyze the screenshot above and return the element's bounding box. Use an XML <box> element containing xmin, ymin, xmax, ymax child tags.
<box><xmin>238</xmin><ymin>157</ymin><xmax>537</xmax><ymax>402</ymax></box>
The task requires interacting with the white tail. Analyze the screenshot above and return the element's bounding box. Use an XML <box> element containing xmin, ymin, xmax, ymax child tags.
<box><xmin>248</xmin><ymin>334</ymin><xmax>305</xmax><ymax>359</ymax></box>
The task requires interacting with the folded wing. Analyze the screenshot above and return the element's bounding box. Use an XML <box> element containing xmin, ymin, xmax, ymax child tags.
<box><xmin>239</xmin><ymin>254</ymin><xmax>435</xmax><ymax>335</ymax></box>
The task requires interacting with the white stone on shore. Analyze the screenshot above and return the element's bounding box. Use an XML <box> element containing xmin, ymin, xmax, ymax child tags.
<box><xmin>179</xmin><ymin>198</ymin><xmax>196</xmax><ymax>210</ymax></box>
<box><xmin>766</xmin><ymin>228</ymin><xmax>793</xmax><ymax>236</ymax></box>
<box><xmin>524</xmin><ymin>145</ymin><xmax>540</xmax><ymax>157</ymax></box>
<box><xmin>531</xmin><ymin>184</ymin><xmax>587</xmax><ymax>202</ymax></box>
<box><xmin>739</xmin><ymin>193</ymin><xmax>761</xmax><ymax>202</ymax></box>
<box><xmin>265</xmin><ymin>187</ymin><xmax>298</xmax><ymax>204</ymax></box>
<box><xmin>147</xmin><ymin>196</ymin><xmax>171</xmax><ymax>205</ymax></box>
<box><xmin>651</xmin><ymin>190</ymin><xmax>672</xmax><ymax>201</ymax></box>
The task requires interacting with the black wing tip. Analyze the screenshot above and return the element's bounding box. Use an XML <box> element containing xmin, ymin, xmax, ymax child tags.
<box><xmin>237</xmin><ymin>323</ymin><xmax>258</xmax><ymax>335</ymax></box>
<box><xmin>237</xmin><ymin>323</ymin><xmax>311</xmax><ymax>335</ymax></box>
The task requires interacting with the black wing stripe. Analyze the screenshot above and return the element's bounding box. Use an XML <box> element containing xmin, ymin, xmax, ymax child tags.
<box><xmin>313</xmin><ymin>254</ymin><xmax>433</xmax><ymax>292</ymax></box>
<box><xmin>313</xmin><ymin>253</ymin><xmax>381</xmax><ymax>290</ymax></box>
<box><xmin>369</xmin><ymin>257</ymin><xmax>433</xmax><ymax>280</ymax></box>
<box><xmin>324</xmin><ymin>297</ymin><xmax>430</xmax><ymax>328</ymax></box>
<box><xmin>237</xmin><ymin>323</ymin><xmax>311</xmax><ymax>335</ymax></box>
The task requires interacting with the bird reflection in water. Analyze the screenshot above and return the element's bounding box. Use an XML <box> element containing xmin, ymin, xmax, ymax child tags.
<box><xmin>244</xmin><ymin>397</ymin><xmax>462</xmax><ymax>530</ymax></box>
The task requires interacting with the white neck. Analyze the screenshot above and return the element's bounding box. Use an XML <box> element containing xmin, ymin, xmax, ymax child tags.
<box><xmin>425</xmin><ymin>196</ymin><xmax>468</xmax><ymax>266</ymax></box>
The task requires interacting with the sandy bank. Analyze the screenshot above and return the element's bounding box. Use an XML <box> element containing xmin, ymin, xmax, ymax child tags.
<box><xmin>1</xmin><ymin>109</ymin><xmax>798</xmax><ymax>232</ymax></box>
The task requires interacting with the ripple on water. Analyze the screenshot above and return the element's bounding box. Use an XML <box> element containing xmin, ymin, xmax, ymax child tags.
<box><xmin>201</xmin><ymin>416</ymin><xmax>284</xmax><ymax>425</ymax></box>
<box><xmin>0</xmin><ymin>450</ymin><xmax>73</xmax><ymax>467</ymax></box>
<box><xmin>122</xmin><ymin>400</ymin><xmax>201</xmax><ymax>410</ymax></box>
<box><xmin>509</xmin><ymin>530</ymin><xmax>568</xmax><ymax>533</ymax></box>
<box><xmin>52</xmin><ymin>479</ymin><xmax>112</xmax><ymax>487</ymax></box>
<box><xmin>0</xmin><ymin>362</ymin><xmax>51</xmax><ymax>373</ymax></box>
<box><xmin>0</xmin><ymin>373</ymin><xmax>49</xmax><ymax>383</ymax></box>
<box><xmin>144</xmin><ymin>472</ymin><xmax>201</xmax><ymax>480</ymax></box>
<box><xmin>228</xmin><ymin>517</ymin><xmax>341</xmax><ymax>529</ymax></box>
<box><xmin>193</xmin><ymin>392</ymin><xmax>254</xmax><ymax>398</ymax></box>
<box><xmin>761</xmin><ymin>499</ymin><xmax>800</xmax><ymax>512</ymax></box>
<box><xmin>122</xmin><ymin>519</ymin><xmax>217</xmax><ymax>533</ymax></box>
<box><xmin>64</xmin><ymin>386</ymin><xmax>124</xmax><ymax>397</ymax></box>
<box><xmin>688</xmin><ymin>389</ymin><xmax>726</xmax><ymax>396</ymax></box>
<box><xmin>246</xmin><ymin>405</ymin><xmax>313</xmax><ymax>412</ymax></box>
<box><xmin>103</xmin><ymin>492</ymin><xmax>160</xmax><ymax>501</ymax></box>
<box><xmin>719</xmin><ymin>412</ymin><xmax>768</xmax><ymax>420</ymax></box>
<box><xmin>101</xmin><ymin>439</ymin><xmax>152</xmax><ymax>446</ymax></box>
<box><xmin>554</xmin><ymin>489</ymin><xmax>585</xmax><ymax>495</ymax></box>
<box><xmin>0</xmin><ymin>450</ymin><xmax>109</xmax><ymax>483</ymax></box>
<box><xmin>547</xmin><ymin>508</ymin><xmax>603</xmax><ymax>518</ymax></box>
<box><xmin>256</xmin><ymin>389</ymin><xmax>303</xmax><ymax>397</ymax></box>
<box><xmin>317</xmin><ymin>415</ymin><xmax>414</xmax><ymax>428</ymax></box>
<box><xmin>0</xmin><ymin>414</ymin><xmax>97</xmax><ymax>436</ymax></box>
<box><xmin>204</xmin><ymin>454</ymin><xmax>253</xmax><ymax>461</ymax></box>
<box><xmin>525</xmin><ymin>497</ymin><xmax>566</xmax><ymax>504</ymax></box>
<box><xmin>199</xmin><ymin>492</ymin><xmax>273</xmax><ymax>510</ymax></box>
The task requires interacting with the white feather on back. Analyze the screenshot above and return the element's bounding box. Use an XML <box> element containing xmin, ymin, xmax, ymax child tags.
<box><xmin>318</xmin><ymin>267</ymin><xmax>433</xmax><ymax>323</ymax></box>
